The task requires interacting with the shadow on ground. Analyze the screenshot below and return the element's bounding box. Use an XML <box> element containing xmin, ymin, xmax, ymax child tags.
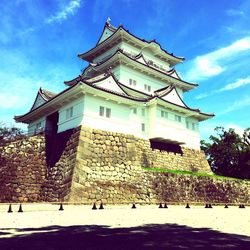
<box><xmin>0</xmin><ymin>224</ymin><xmax>250</xmax><ymax>249</ymax></box>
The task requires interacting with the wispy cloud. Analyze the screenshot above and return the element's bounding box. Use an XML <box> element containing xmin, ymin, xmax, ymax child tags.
<box><xmin>46</xmin><ymin>0</ymin><xmax>82</xmax><ymax>24</ymax></box>
<box><xmin>196</xmin><ymin>76</ymin><xmax>250</xmax><ymax>99</ymax></box>
<box><xmin>218</xmin><ymin>95</ymin><xmax>250</xmax><ymax>115</ymax></box>
<box><xmin>219</xmin><ymin>77</ymin><xmax>250</xmax><ymax>91</ymax></box>
<box><xmin>184</xmin><ymin>37</ymin><xmax>250</xmax><ymax>81</ymax></box>
<box><xmin>226</xmin><ymin>9</ymin><xmax>244</xmax><ymax>17</ymax></box>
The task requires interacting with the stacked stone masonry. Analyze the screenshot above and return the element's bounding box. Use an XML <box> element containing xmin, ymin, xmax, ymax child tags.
<box><xmin>0</xmin><ymin>126</ymin><xmax>249</xmax><ymax>204</ymax></box>
<box><xmin>0</xmin><ymin>136</ymin><xmax>47</xmax><ymax>202</ymax></box>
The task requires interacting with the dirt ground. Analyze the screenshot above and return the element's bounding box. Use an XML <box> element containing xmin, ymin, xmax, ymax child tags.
<box><xmin>0</xmin><ymin>204</ymin><xmax>249</xmax><ymax>249</ymax></box>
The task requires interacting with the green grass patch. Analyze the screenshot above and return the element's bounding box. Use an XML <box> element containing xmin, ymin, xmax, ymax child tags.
<box><xmin>142</xmin><ymin>167</ymin><xmax>247</xmax><ymax>181</ymax></box>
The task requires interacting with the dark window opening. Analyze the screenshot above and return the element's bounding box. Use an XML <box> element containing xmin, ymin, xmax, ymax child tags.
<box><xmin>150</xmin><ymin>139</ymin><xmax>183</xmax><ymax>155</ymax></box>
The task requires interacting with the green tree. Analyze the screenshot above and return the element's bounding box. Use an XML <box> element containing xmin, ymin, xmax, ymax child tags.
<box><xmin>0</xmin><ymin>122</ymin><xmax>26</xmax><ymax>146</ymax></box>
<box><xmin>201</xmin><ymin>127</ymin><xmax>250</xmax><ymax>179</ymax></box>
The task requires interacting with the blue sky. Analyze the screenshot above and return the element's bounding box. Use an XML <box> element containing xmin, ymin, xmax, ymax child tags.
<box><xmin>1</xmin><ymin>0</ymin><xmax>250</xmax><ymax>140</ymax></box>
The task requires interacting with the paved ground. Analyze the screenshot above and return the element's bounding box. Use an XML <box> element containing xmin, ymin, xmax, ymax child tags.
<box><xmin>0</xmin><ymin>204</ymin><xmax>250</xmax><ymax>249</ymax></box>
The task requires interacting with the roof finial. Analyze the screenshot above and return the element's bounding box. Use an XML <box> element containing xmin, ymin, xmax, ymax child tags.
<box><xmin>106</xmin><ymin>17</ymin><xmax>111</xmax><ymax>25</ymax></box>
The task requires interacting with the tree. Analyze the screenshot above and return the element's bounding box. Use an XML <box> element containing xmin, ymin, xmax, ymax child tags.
<box><xmin>201</xmin><ymin>127</ymin><xmax>250</xmax><ymax>179</ymax></box>
<box><xmin>0</xmin><ymin>122</ymin><xmax>26</xmax><ymax>146</ymax></box>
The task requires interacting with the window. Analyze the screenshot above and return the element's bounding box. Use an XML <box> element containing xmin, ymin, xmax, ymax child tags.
<box><xmin>161</xmin><ymin>110</ymin><xmax>168</xmax><ymax>118</ymax></box>
<box><xmin>192</xmin><ymin>122</ymin><xmax>196</xmax><ymax>130</ymax></box>
<box><xmin>66</xmin><ymin>107</ymin><xmax>73</xmax><ymax>120</ymax></box>
<box><xmin>99</xmin><ymin>106</ymin><xmax>111</xmax><ymax>118</ymax></box>
<box><xmin>106</xmin><ymin>108</ymin><xmax>111</xmax><ymax>118</ymax></box>
<box><xmin>129</xmin><ymin>78</ymin><xmax>136</xmax><ymax>86</ymax></box>
<box><xmin>132</xmin><ymin>108</ymin><xmax>137</xmax><ymax>114</ymax></box>
<box><xmin>186</xmin><ymin>121</ymin><xmax>190</xmax><ymax>129</ymax></box>
<box><xmin>141</xmin><ymin>123</ymin><xmax>145</xmax><ymax>132</ymax></box>
<box><xmin>36</xmin><ymin>122</ymin><xmax>41</xmax><ymax>129</ymax></box>
<box><xmin>141</xmin><ymin>108</ymin><xmax>145</xmax><ymax>116</ymax></box>
<box><xmin>144</xmin><ymin>84</ymin><xmax>151</xmax><ymax>92</ymax></box>
<box><xmin>175</xmin><ymin>115</ymin><xmax>181</xmax><ymax>122</ymax></box>
<box><xmin>99</xmin><ymin>106</ymin><xmax>105</xmax><ymax>116</ymax></box>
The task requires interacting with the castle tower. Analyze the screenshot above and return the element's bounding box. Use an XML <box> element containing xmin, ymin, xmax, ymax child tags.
<box><xmin>15</xmin><ymin>21</ymin><xmax>214</xmax><ymax>150</ymax></box>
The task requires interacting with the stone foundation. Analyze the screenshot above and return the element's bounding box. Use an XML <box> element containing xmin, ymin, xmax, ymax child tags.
<box><xmin>0</xmin><ymin>126</ymin><xmax>249</xmax><ymax>204</ymax></box>
<box><xmin>0</xmin><ymin>136</ymin><xmax>47</xmax><ymax>202</ymax></box>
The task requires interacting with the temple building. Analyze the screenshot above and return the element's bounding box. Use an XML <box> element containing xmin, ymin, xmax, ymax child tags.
<box><xmin>15</xmin><ymin>20</ymin><xmax>214</xmax><ymax>150</ymax></box>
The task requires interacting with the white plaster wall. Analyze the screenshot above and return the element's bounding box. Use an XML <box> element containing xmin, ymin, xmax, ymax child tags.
<box><xmin>161</xmin><ymin>89</ymin><xmax>185</xmax><ymax>107</ymax></box>
<box><xmin>94</xmin><ymin>76</ymin><xmax>124</xmax><ymax>94</ymax></box>
<box><xmin>148</xmin><ymin>106</ymin><xmax>200</xmax><ymax>149</ymax></box>
<box><xmin>57</xmin><ymin>97</ymin><xmax>85</xmax><ymax>133</ymax></box>
<box><xmin>28</xmin><ymin>117</ymin><xmax>46</xmax><ymax>136</ymax></box>
<box><xmin>83</xmin><ymin>94</ymin><xmax>132</xmax><ymax>134</ymax></box>
<box><xmin>114</xmin><ymin>65</ymin><xmax>167</xmax><ymax>93</ymax></box>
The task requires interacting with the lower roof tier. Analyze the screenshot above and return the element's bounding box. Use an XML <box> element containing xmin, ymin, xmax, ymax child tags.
<box><xmin>15</xmin><ymin>72</ymin><xmax>214</xmax><ymax>124</ymax></box>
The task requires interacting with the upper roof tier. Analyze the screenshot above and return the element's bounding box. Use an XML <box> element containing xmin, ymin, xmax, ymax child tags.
<box><xmin>76</xmin><ymin>49</ymin><xmax>197</xmax><ymax>92</ymax></box>
<box><xmin>78</xmin><ymin>21</ymin><xmax>184</xmax><ymax>67</ymax></box>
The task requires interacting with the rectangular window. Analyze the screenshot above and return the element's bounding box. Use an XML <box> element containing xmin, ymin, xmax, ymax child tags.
<box><xmin>66</xmin><ymin>107</ymin><xmax>73</xmax><ymax>120</ymax></box>
<box><xmin>129</xmin><ymin>79</ymin><xmax>136</xmax><ymax>86</ymax></box>
<box><xmin>133</xmin><ymin>108</ymin><xmax>137</xmax><ymax>114</ymax></box>
<box><xmin>106</xmin><ymin>108</ymin><xmax>111</xmax><ymax>118</ymax></box>
<box><xmin>99</xmin><ymin>106</ymin><xmax>111</xmax><ymax>118</ymax></box>
<box><xmin>99</xmin><ymin>106</ymin><xmax>105</xmax><ymax>116</ymax></box>
<box><xmin>161</xmin><ymin>110</ymin><xmax>168</xmax><ymax>118</ymax></box>
<box><xmin>144</xmin><ymin>84</ymin><xmax>151</xmax><ymax>92</ymax></box>
<box><xmin>141</xmin><ymin>123</ymin><xmax>145</xmax><ymax>132</ymax></box>
<box><xmin>141</xmin><ymin>108</ymin><xmax>145</xmax><ymax>116</ymax></box>
<box><xmin>175</xmin><ymin>115</ymin><xmax>181</xmax><ymax>122</ymax></box>
<box><xmin>186</xmin><ymin>121</ymin><xmax>190</xmax><ymax>129</ymax></box>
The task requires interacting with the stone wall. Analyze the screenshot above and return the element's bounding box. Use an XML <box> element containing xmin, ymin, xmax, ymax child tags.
<box><xmin>68</xmin><ymin>126</ymin><xmax>250</xmax><ymax>204</ymax></box>
<box><xmin>0</xmin><ymin>136</ymin><xmax>47</xmax><ymax>202</ymax></box>
<box><xmin>0</xmin><ymin>125</ymin><xmax>249</xmax><ymax>204</ymax></box>
<box><xmin>40</xmin><ymin>128</ymin><xmax>81</xmax><ymax>201</ymax></box>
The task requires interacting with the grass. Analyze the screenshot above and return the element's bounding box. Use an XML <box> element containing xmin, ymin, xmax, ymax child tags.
<box><xmin>142</xmin><ymin>167</ymin><xmax>248</xmax><ymax>181</ymax></box>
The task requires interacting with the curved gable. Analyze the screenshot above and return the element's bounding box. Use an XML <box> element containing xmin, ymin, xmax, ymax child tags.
<box><xmin>159</xmin><ymin>87</ymin><xmax>187</xmax><ymax>108</ymax></box>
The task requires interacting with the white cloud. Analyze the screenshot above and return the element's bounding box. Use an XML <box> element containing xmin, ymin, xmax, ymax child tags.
<box><xmin>195</xmin><ymin>76</ymin><xmax>250</xmax><ymax>99</ymax></box>
<box><xmin>185</xmin><ymin>37</ymin><xmax>250</xmax><ymax>81</ymax></box>
<box><xmin>218</xmin><ymin>95</ymin><xmax>250</xmax><ymax>115</ymax></box>
<box><xmin>226</xmin><ymin>9</ymin><xmax>244</xmax><ymax>17</ymax></box>
<box><xmin>0</xmin><ymin>94</ymin><xmax>20</xmax><ymax>109</ymax></box>
<box><xmin>46</xmin><ymin>0</ymin><xmax>82</xmax><ymax>24</ymax></box>
<box><xmin>220</xmin><ymin>77</ymin><xmax>250</xmax><ymax>91</ymax></box>
<box><xmin>224</xmin><ymin>123</ymin><xmax>245</xmax><ymax>136</ymax></box>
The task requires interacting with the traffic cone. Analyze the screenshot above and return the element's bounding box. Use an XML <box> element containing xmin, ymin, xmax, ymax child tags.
<box><xmin>7</xmin><ymin>204</ymin><xmax>13</xmax><ymax>213</ymax></box>
<box><xmin>159</xmin><ymin>203</ymin><xmax>163</xmax><ymax>208</ymax></box>
<box><xmin>18</xmin><ymin>204</ymin><xmax>23</xmax><ymax>213</ymax></box>
<box><xmin>186</xmin><ymin>203</ymin><xmax>190</xmax><ymax>208</ymax></box>
<box><xmin>92</xmin><ymin>203</ymin><xmax>97</xmax><ymax>210</ymax></box>
<box><xmin>99</xmin><ymin>202</ymin><xmax>104</xmax><ymax>209</ymax></box>
<box><xmin>224</xmin><ymin>204</ymin><xmax>229</xmax><ymax>208</ymax></box>
<box><xmin>59</xmin><ymin>203</ymin><xmax>64</xmax><ymax>211</ymax></box>
<box><xmin>132</xmin><ymin>203</ymin><xmax>136</xmax><ymax>209</ymax></box>
<box><xmin>164</xmin><ymin>203</ymin><xmax>168</xmax><ymax>208</ymax></box>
